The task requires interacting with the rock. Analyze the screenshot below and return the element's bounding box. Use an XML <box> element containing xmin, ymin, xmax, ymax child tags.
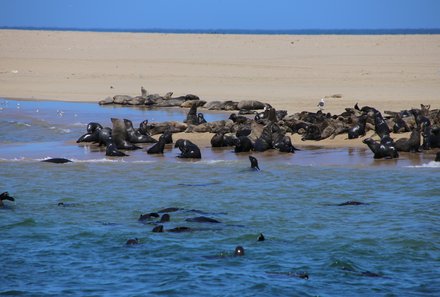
<box><xmin>113</xmin><ymin>95</ymin><xmax>132</xmax><ymax>104</ymax></box>
<box><xmin>99</xmin><ymin>96</ymin><xmax>114</xmax><ymax>105</ymax></box>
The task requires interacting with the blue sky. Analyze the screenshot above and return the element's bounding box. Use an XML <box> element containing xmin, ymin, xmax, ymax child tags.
<box><xmin>0</xmin><ymin>0</ymin><xmax>439</xmax><ymax>30</ymax></box>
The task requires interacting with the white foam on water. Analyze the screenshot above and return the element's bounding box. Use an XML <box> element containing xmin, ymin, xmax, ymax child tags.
<box><xmin>406</xmin><ymin>161</ymin><xmax>440</xmax><ymax>168</ymax></box>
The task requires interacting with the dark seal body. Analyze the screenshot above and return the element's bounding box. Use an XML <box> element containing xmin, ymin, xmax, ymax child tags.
<box><xmin>174</xmin><ymin>139</ymin><xmax>201</xmax><ymax>159</ymax></box>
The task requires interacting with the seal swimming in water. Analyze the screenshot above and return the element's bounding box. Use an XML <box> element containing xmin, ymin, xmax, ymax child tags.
<box><xmin>41</xmin><ymin>158</ymin><xmax>72</xmax><ymax>164</ymax></box>
<box><xmin>174</xmin><ymin>139</ymin><xmax>201</xmax><ymax>159</ymax></box>
<box><xmin>185</xmin><ymin>216</ymin><xmax>221</xmax><ymax>223</ymax></box>
<box><xmin>126</xmin><ymin>238</ymin><xmax>139</xmax><ymax>245</ymax></box>
<box><xmin>234</xmin><ymin>246</ymin><xmax>245</xmax><ymax>256</ymax></box>
<box><xmin>249</xmin><ymin>156</ymin><xmax>260</xmax><ymax>171</ymax></box>
<box><xmin>257</xmin><ymin>233</ymin><xmax>265</xmax><ymax>241</ymax></box>
<box><xmin>0</xmin><ymin>192</ymin><xmax>15</xmax><ymax>208</ymax></box>
<box><xmin>337</xmin><ymin>201</ymin><xmax>368</xmax><ymax>206</ymax></box>
<box><xmin>138</xmin><ymin>212</ymin><xmax>160</xmax><ymax>221</ymax></box>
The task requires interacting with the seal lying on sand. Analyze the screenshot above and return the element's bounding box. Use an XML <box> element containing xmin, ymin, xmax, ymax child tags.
<box><xmin>0</xmin><ymin>192</ymin><xmax>15</xmax><ymax>207</ymax></box>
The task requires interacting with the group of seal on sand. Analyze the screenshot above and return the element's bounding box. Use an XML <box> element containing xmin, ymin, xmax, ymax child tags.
<box><xmin>75</xmin><ymin>90</ymin><xmax>440</xmax><ymax>161</ymax></box>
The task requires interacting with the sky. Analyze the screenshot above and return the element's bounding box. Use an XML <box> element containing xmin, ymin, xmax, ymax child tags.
<box><xmin>0</xmin><ymin>0</ymin><xmax>439</xmax><ymax>31</ymax></box>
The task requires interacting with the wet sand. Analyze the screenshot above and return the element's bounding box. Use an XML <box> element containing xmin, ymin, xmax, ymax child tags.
<box><xmin>1</xmin><ymin>30</ymin><xmax>439</xmax><ymax>149</ymax></box>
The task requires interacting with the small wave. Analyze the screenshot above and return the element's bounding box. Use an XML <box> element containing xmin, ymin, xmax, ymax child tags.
<box><xmin>406</xmin><ymin>161</ymin><xmax>440</xmax><ymax>168</ymax></box>
<box><xmin>132</xmin><ymin>160</ymin><xmax>156</xmax><ymax>164</ymax></box>
<box><xmin>48</xmin><ymin>126</ymin><xmax>71</xmax><ymax>134</ymax></box>
<box><xmin>7</xmin><ymin>120</ymin><xmax>31</xmax><ymax>127</ymax></box>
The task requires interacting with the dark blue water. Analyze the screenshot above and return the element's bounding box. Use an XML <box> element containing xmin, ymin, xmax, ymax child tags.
<box><xmin>1</xmin><ymin>99</ymin><xmax>439</xmax><ymax>296</ymax></box>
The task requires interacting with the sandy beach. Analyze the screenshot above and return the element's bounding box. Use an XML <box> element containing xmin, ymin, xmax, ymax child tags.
<box><xmin>1</xmin><ymin>29</ymin><xmax>439</xmax><ymax>148</ymax></box>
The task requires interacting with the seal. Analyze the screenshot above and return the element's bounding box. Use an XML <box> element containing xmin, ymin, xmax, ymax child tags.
<box><xmin>234</xmin><ymin>246</ymin><xmax>245</xmax><ymax>256</ymax></box>
<box><xmin>234</xmin><ymin>136</ymin><xmax>253</xmax><ymax>153</ymax></box>
<box><xmin>337</xmin><ymin>201</ymin><xmax>368</xmax><ymax>206</ymax></box>
<box><xmin>373</xmin><ymin>110</ymin><xmax>391</xmax><ymax>138</ymax></box>
<box><xmin>0</xmin><ymin>192</ymin><xmax>15</xmax><ymax>208</ymax></box>
<box><xmin>124</xmin><ymin>119</ymin><xmax>157</xmax><ymax>143</ymax></box>
<box><xmin>126</xmin><ymin>238</ymin><xmax>139</xmax><ymax>245</ymax></box>
<box><xmin>174</xmin><ymin>139</ymin><xmax>201</xmax><ymax>159</ymax></box>
<box><xmin>138</xmin><ymin>212</ymin><xmax>160</xmax><ymax>221</ymax></box>
<box><xmin>41</xmin><ymin>158</ymin><xmax>72</xmax><ymax>164</ymax></box>
<box><xmin>106</xmin><ymin>142</ymin><xmax>129</xmax><ymax>157</ymax></box>
<box><xmin>394</xmin><ymin>127</ymin><xmax>421</xmax><ymax>152</ymax></box>
<box><xmin>257</xmin><ymin>233</ymin><xmax>265</xmax><ymax>241</ymax></box>
<box><xmin>111</xmin><ymin>118</ymin><xmax>142</xmax><ymax>150</ymax></box>
<box><xmin>249</xmin><ymin>156</ymin><xmax>260</xmax><ymax>171</ymax></box>
<box><xmin>147</xmin><ymin>133</ymin><xmax>167</xmax><ymax>154</ymax></box>
<box><xmin>185</xmin><ymin>216</ymin><xmax>221</xmax><ymax>223</ymax></box>
<box><xmin>76</xmin><ymin>122</ymin><xmax>103</xmax><ymax>143</ymax></box>
<box><xmin>362</xmin><ymin>137</ymin><xmax>399</xmax><ymax>159</ymax></box>
<box><xmin>348</xmin><ymin>114</ymin><xmax>367</xmax><ymax>139</ymax></box>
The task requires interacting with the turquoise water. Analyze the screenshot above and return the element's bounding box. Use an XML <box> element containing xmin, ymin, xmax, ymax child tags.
<box><xmin>1</xmin><ymin>99</ymin><xmax>439</xmax><ymax>296</ymax></box>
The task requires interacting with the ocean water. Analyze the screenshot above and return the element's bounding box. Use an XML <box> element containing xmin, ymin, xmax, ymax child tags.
<box><xmin>1</xmin><ymin>99</ymin><xmax>439</xmax><ymax>296</ymax></box>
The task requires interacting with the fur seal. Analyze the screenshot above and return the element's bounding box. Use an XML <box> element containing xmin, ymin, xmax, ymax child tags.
<box><xmin>152</xmin><ymin>225</ymin><xmax>192</xmax><ymax>233</ymax></box>
<box><xmin>124</xmin><ymin>119</ymin><xmax>157</xmax><ymax>143</ymax></box>
<box><xmin>174</xmin><ymin>139</ymin><xmax>201</xmax><ymax>159</ymax></box>
<box><xmin>159</xmin><ymin>214</ymin><xmax>170</xmax><ymax>223</ymax></box>
<box><xmin>363</xmin><ymin>137</ymin><xmax>399</xmax><ymax>159</ymax></box>
<box><xmin>111</xmin><ymin>118</ymin><xmax>142</xmax><ymax>150</ymax></box>
<box><xmin>41</xmin><ymin>158</ymin><xmax>72</xmax><ymax>164</ymax></box>
<box><xmin>106</xmin><ymin>142</ymin><xmax>129</xmax><ymax>157</ymax></box>
<box><xmin>249</xmin><ymin>156</ymin><xmax>260</xmax><ymax>171</ymax></box>
<box><xmin>348</xmin><ymin>114</ymin><xmax>367</xmax><ymax>139</ymax></box>
<box><xmin>234</xmin><ymin>136</ymin><xmax>253</xmax><ymax>153</ymax></box>
<box><xmin>337</xmin><ymin>201</ymin><xmax>368</xmax><ymax>206</ymax></box>
<box><xmin>394</xmin><ymin>127</ymin><xmax>421</xmax><ymax>152</ymax></box>
<box><xmin>0</xmin><ymin>192</ymin><xmax>15</xmax><ymax>207</ymax></box>
<box><xmin>126</xmin><ymin>238</ymin><xmax>139</xmax><ymax>245</ymax></box>
<box><xmin>76</xmin><ymin>122</ymin><xmax>103</xmax><ymax>143</ymax></box>
<box><xmin>234</xmin><ymin>246</ymin><xmax>245</xmax><ymax>256</ymax></box>
<box><xmin>138</xmin><ymin>212</ymin><xmax>160</xmax><ymax>221</ymax></box>
<box><xmin>147</xmin><ymin>133</ymin><xmax>167</xmax><ymax>154</ymax></box>
<box><xmin>373</xmin><ymin>110</ymin><xmax>391</xmax><ymax>138</ymax></box>
<box><xmin>158</xmin><ymin>207</ymin><xmax>182</xmax><ymax>213</ymax></box>
<box><xmin>185</xmin><ymin>216</ymin><xmax>220</xmax><ymax>223</ymax></box>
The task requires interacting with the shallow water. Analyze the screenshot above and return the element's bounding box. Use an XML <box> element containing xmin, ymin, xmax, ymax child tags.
<box><xmin>1</xmin><ymin>99</ymin><xmax>439</xmax><ymax>296</ymax></box>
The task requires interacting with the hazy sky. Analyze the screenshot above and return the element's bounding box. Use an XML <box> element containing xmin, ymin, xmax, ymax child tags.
<box><xmin>1</xmin><ymin>0</ymin><xmax>439</xmax><ymax>30</ymax></box>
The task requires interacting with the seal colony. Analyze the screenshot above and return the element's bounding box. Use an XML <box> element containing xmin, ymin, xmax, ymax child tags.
<box><xmin>75</xmin><ymin>87</ymin><xmax>440</xmax><ymax>160</ymax></box>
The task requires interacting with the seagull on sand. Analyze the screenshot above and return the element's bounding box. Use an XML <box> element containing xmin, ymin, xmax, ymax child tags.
<box><xmin>317</xmin><ymin>98</ymin><xmax>325</xmax><ymax>110</ymax></box>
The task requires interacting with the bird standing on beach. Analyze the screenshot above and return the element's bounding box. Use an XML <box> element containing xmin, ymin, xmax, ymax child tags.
<box><xmin>317</xmin><ymin>98</ymin><xmax>325</xmax><ymax>110</ymax></box>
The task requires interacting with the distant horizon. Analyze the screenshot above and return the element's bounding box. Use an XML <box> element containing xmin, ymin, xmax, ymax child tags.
<box><xmin>1</xmin><ymin>1</ymin><xmax>440</xmax><ymax>32</ymax></box>
<box><xmin>2</xmin><ymin>26</ymin><xmax>440</xmax><ymax>35</ymax></box>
